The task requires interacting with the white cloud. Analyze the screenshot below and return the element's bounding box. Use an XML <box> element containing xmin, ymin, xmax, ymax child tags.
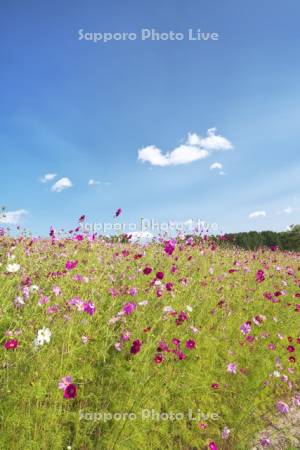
<box><xmin>187</xmin><ymin>128</ymin><xmax>233</xmax><ymax>151</ymax></box>
<box><xmin>283</xmin><ymin>207</ymin><xmax>293</xmax><ymax>214</ymax></box>
<box><xmin>138</xmin><ymin>128</ymin><xmax>233</xmax><ymax>167</ymax></box>
<box><xmin>249</xmin><ymin>210</ymin><xmax>266</xmax><ymax>219</ymax></box>
<box><xmin>88</xmin><ymin>179</ymin><xmax>111</xmax><ymax>187</ymax></box>
<box><xmin>40</xmin><ymin>173</ymin><xmax>57</xmax><ymax>183</ymax></box>
<box><xmin>51</xmin><ymin>177</ymin><xmax>73</xmax><ymax>193</ymax></box>
<box><xmin>0</xmin><ymin>209</ymin><xmax>28</xmax><ymax>224</ymax></box>
<box><xmin>210</xmin><ymin>162</ymin><xmax>223</xmax><ymax>170</ymax></box>
<box><xmin>88</xmin><ymin>179</ymin><xmax>100</xmax><ymax>186</ymax></box>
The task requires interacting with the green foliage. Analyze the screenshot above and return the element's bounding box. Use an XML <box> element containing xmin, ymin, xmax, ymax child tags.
<box><xmin>0</xmin><ymin>238</ymin><xmax>300</xmax><ymax>449</ymax></box>
<box><xmin>222</xmin><ymin>227</ymin><xmax>300</xmax><ymax>251</ymax></box>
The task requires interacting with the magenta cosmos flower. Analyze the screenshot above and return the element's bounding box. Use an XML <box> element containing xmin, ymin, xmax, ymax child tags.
<box><xmin>114</xmin><ymin>208</ymin><xmax>122</xmax><ymax>218</ymax></box>
<box><xmin>65</xmin><ymin>260</ymin><xmax>78</xmax><ymax>270</ymax></box>
<box><xmin>83</xmin><ymin>301</ymin><xmax>96</xmax><ymax>316</ymax></box>
<box><xmin>164</xmin><ymin>240</ymin><xmax>175</xmax><ymax>256</ymax></box>
<box><xmin>64</xmin><ymin>383</ymin><xmax>77</xmax><ymax>399</ymax></box>
<box><xmin>123</xmin><ymin>302</ymin><xmax>136</xmax><ymax>315</ymax></box>
<box><xmin>256</xmin><ymin>269</ymin><xmax>265</xmax><ymax>283</ymax></box>
<box><xmin>208</xmin><ymin>441</ymin><xmax>218</xmax><ymax>450</ymax></box>
<box><xmin>4</xmin><ymin>339</ymin><xmax>18</xmax><ymax>350</ymax></box>
<box><xmin>185</xmin><ymin>339</ymin><xmax>196</xmax><ymax>349</ymax></box>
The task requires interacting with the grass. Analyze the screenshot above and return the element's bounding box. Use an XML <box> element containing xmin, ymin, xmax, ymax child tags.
<box><xmin>0</xmin><ymin>235</ymin><xmax>300</xmax><ymax>449</ymax></box>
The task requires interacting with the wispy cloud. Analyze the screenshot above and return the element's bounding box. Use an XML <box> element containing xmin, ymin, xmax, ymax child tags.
<box><xmin>0</xmin><ymin>209</ymin><xmax>28</xmax><ymax>224</ymax></box>
<box><xmin>249</xmin><ymin>210</ymin><xmax>266</xmax><ymax>219</ymax></box>
<box><xmin>51</xmin><ymin>177</ymin><xmax>73</xmax><ymax>193</ymax></box>
<box><xmin>40</xmin><ymin>173</ymin><xmax>57</xmax><ymax>183</ymax></box>
<box><xmin>138</xmin><ymin>128</ymin><xmax>233</xmax><ymax>167</ymax></box>
<box><xmin>88</xmin><ymin>179</ymin><xmax>111</xmax><ymax>187</ymax></box>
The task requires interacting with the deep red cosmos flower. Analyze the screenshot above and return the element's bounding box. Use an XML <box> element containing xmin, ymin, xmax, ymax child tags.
<box><xmin>156</xmin><ymin>271</ymin><xmax>164</xmax><ymax>280</ymax></box>
<box><xmin>130</xmin><ymin>339</ymin><xmax>142</xmax><ymax>354</ymax></box>
<box><xmin>154</xmin><ymin>354</ymin><xmax>163</xmax><ymax>364</ymax></box>
<box><xmin>143</xmin><ymin>267</ymin><xmax>152</xmax><ymax>275</ymax></box>
<box><xmin>64</xmin><ymin>383</ymin><xmax>77</xmax><ymax>399</ymax></box>
<box><xmin>114</xmin><ymin>208</ymin><xmax>122</xmax><ymax>218</ymax></box>
<box><xmin>165</xmin><ymin>282</ymin><xmax>173</xmax><ymax>291</ymax></box>
<box><xmin>4</xmin><ymin>339</ymin><xmax>18</xmax><ymax>350</ymax></box>
<box><xmin>287</xmin><ymin>345</ymin><xmax>295</xmax><ymax>352</ymax></box>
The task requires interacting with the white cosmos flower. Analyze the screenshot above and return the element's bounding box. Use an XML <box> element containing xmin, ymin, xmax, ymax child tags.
<box><xmin>29</xmin><ymin>285</ymin><xmax>39</xmax><ymax>293</ymax></box>
<box><xmin>34</xmin><ymin>327</ymin><xmax>52</xmax><ymax>346</ymax></box>
<box><xmin>6</xmin><ymin>263</ymin><xmax>21</xmax><ymax>273</ymax></box>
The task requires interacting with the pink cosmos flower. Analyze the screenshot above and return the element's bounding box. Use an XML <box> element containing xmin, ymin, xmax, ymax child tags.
<box><xmin>128</xmin><ymin>287</ymin><xmax>138</xmax><ymax>296</ymax></box>
<box><xmin>240</xmin><ymin>322</ymin><xmax>251</xmax><ymax>335</ymax></box>
<box><xmin>260</xmin><ymin>437</ymin><xmax>271</xmax><ymax>447</ymax></box>
<box><xmin>121</xmin><ymin>331</ymin><xmax>131</xmax><ymax>341</ymax></box>
<box><xmin>4</xmin><ymin>339</ymin><xmax>18</xmax><ymax>350</ymax></box>
<box><xmin>222</xmin><ymin>426</ymin><xmax>231</xmax><ymax>439</ymax></box>
<box><xmin>123</xmin><ymin>302</ymin><xmax>136</xmax><ymax>315</ymax></box>
<box><xmin>172</xmin><ymin>338</ymin><xmax>180</xmax><ymax>347</ymax></box>
<box><xmin>52</xmin><ymin>286</ymin><xmax>61</xmax><ymax>296</ymax></box>
<box><xmin>276</xmin><ymin>401</ymin><xmax>289</xmax><ymax>414</ymax></box>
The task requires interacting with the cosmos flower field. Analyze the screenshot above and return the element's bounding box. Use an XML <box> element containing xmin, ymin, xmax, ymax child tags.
<box><xmin>1</xmin><ymin>221</ymin><xmax>300</xmax><ymax>450</ymax></box>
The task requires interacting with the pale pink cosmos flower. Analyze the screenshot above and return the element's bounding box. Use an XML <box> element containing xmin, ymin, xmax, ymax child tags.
<box><xmin>276</xmin><ymin>401</ymin><xmax>289</xmax><ymax>414</ymax></box>
<box><xmin>53</xmin><ymin>286</ymin><xmax>61</xmax><ymax>296</ymax></box>
<box><xmin>222</xmin><ymin>426</ymin><xmax>231</xmax><ymax>439</ymax></box>
<box><xmin>227</xmin><ymin>363</ymin><xmax>237</xmax><ymax>374</ymax></box>
<box><xmin>58</xmin><ymin>376</ymin><xmax>73</xmax><ymax>390</ymax></box>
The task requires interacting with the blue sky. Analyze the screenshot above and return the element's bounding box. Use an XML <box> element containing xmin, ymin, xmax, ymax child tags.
<box><xmin>1</xmin><ymin>0</ymin><xmax>300</xmax><ymax>236</ymax></box>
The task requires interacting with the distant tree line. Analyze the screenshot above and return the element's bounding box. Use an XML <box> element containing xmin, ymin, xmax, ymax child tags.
<box><xmin>220</xmin><ymin>225</ymin><xmax>300</xmax><ymax>251</ymax></box>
